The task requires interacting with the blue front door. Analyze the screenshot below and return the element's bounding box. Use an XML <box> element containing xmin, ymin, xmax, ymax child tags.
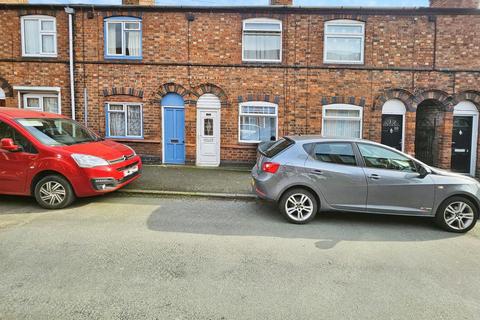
<box><xmin>164</xmin><ymin>107</ymin><xmax>185</xmax><ymax>164</ymax></box>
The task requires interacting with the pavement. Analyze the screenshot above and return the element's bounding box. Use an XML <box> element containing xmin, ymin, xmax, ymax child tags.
<box><xmin>0</xmin><ymin>194</ymin><xmax>479</xmax><ymax>320</ymax></box>
<box><xmin>122</xmin><ymin>165</ymin><xmax>254</xmax><ymax>198</ymax></box>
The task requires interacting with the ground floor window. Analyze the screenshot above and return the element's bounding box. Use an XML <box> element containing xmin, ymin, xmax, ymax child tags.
<box><xmin>322</xmin><ymin>104</ymin><xmax>363</xmax><ymax>138</ymax></box>
<box><xmin>239</xmin><ymin>101</ymin><xmax>278</xmax><ymax>143</ymax></box>
<box><xmin>23</xmin><ymin>93</ymin><xmax>60</xmax><ymax>114</ymax></box>
<box><xmin>106</xmin><ymin>103</ymin><xmax>143</xmax><ymax>138</ymax></box>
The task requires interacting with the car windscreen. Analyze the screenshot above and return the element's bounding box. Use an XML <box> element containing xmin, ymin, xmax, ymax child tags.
<box><xmin>16</xmin><ymin>118</ymin><xmax>100</xmax><ymax>146</ymax></box>
<box><xmin>259</xmin><ymin>138</ymin><xmax>294</xmax><ymax>158</ymax></box>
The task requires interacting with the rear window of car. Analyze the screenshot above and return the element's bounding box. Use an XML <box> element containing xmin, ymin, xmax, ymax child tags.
<box><xmin>259</xmin><ymin>138</ymin><xmax>294</xmax><ymax>158</ymax></box>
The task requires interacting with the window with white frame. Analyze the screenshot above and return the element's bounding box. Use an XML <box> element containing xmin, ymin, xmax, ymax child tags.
<box><xmin>239</xmin><ymin>101</ymin><xmax>278</xmax><ymax>143</ymax></box>
<box><xmin>324</xmin><ymin>20</ymin><xmax>365</xmax><ymax>64</ymax></box>
<box><xmin>21</xmin><ymin>15</ymin><xmax>57</xmax><ymax>57</ymax></box>
<box><xmin>105</xmin><ymin>17</ymin><xmax>142</xmax><ymax>59</ymax></box>
<box><xmin>106</xmin><ymin>103</ymin><xmax>143</xmax><ymax>138</ymax></box>
<box><xmin>23</xmin><ymin>93</ymin><xmax>60</xmax><ymax>114</ymax></box>
<box><xmin>242</xmin><ymin>18</ymin><xmax>282</xmax><ymax>62</ymax></box>
<box><xmin>322</xmin><ymin>104</ymin><xmax>363</xmax><ymax>139</ymax></box>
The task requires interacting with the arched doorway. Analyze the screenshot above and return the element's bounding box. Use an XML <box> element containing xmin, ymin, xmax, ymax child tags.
<box><xmin>415</xmin><ymin>100</ymin><xmax>445</xmax><ymax>166</ymax></box>
<box><xmin>196</xmin><ymin>94</ymin><xmax>221</xmax><ymax>166</ymax></box>
<box><xmin>381</xmin><ymin>99</ymin><xmax>406</xmax><ymax>151</ymax></box>
<box><xmin>161</xmin><ymin>93</ymin><xmax>185</xmax><ymax>164</ymax></box>
<box><xmin>451</xmin><ymin>101</ymin><xmax>479</xmax><ymax>175</ymax></box>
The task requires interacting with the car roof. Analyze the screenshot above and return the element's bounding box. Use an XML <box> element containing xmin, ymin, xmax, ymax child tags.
<box><xmin>286</xmin><ymin>135</ymin><xmax>369</xmax><ymax>144</ymax></box>
<box><xmin>0</xmin><ymin>108</ymin><xmax>66</xmax><ymax>119</ymax></box>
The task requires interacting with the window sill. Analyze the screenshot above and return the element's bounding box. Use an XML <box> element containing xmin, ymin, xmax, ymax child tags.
<box><xmin>21</xmin><ymin>55</ymin><xmax>58</xmax><ymax>59</ymax></box>
<box><xmin>323</xmin><ymin>61</ymin><xmax>364</xmax><ymax>65</ymax></box>
<box><xmin>106</xmin><ymin>137</ymin><xmax>159</xmax><ymax>144</ymax></box>
<box><xmin>242</xmin><ymin>60</ymin><xmax>282</xmax><ymax>64</ymax></box>
<box><xmin>104</xmin><ymin>56</ymin><xmax>143</xmax><ymax>61</ymax></box>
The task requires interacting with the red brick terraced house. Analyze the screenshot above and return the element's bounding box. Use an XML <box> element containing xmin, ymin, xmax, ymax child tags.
<box><xmin>1</xmin><ymin>0</ymin><xmax>480</xmax><ymax>175</ymax></box>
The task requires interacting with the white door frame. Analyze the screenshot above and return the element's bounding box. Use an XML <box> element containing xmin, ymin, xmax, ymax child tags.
<box><xmin>382</xmin><ymin>99</ymin><xmax>406</xmax><ymax>152</ymax></box>
<box><xmin>196</xmin><ymin>107</ymin><xmax>221</xmax><ymax>166</ymax></box>
<box><xmin>453</xmin><ymin>101</ymin><xmax>479</xmax><ymax>176</ymax></box>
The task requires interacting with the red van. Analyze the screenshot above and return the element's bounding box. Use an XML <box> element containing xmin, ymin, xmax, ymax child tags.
<box><xmin>0</xmin><ymin>108</ymin><xmax>142</xmax><ymax>209</ymax></box>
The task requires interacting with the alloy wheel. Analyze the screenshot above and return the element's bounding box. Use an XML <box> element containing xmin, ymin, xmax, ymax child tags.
<box><xmin>285</xmin><ymin>193</ymin><xmax>314</xmax><ymax>222</ymax></box>
<box><xmin>39</xmin><ymin>181</ymin><xmax>67</xmax><ymax>206</ymax></box>
<box><xmin>444</xmin><ymin>201</ymin><xmax>475</xmax><ymax>231</ymax></box>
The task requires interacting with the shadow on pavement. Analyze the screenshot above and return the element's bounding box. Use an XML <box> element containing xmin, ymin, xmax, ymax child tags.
<box><xmin>146</xmin><ymin>197</ymin><xmax>461</xmax><ymax>248</ymax></box>
<box><xmin>0</xmin><ymin>194</ymin><xmax>99</xmax><ymax>215</ymax></box>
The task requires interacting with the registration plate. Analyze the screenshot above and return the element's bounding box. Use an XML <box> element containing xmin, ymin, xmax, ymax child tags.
<box><xmin>123</xmin><ymin>165</ymin><xmax>138</xmax><ymax>177</ymax></box>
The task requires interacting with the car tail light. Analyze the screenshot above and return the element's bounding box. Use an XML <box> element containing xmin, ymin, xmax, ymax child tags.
<box><xmin>262</xmin><ymin>162</ymin><xmax>280</xmax><ymax>174</ymax></box>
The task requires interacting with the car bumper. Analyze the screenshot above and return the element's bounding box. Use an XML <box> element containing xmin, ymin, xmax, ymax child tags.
<box><xmin>251</xmin><ymin>168</ymin><xmax>277</xmax><ymax>201</ymax></box>
<box><xmin>71</xmin><ymin>156</ymin><xmax>143</xmax><ymax>197</ymax></box>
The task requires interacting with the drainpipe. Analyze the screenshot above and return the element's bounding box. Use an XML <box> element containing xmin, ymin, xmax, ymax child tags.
<box><xmin>65</xmin><ymin>7</ymin><xmax>76</xmax><ymax>120</ymax></box>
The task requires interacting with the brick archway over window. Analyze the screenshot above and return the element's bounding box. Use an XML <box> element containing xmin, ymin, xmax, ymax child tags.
<box><xmin>0</xmin><ymin>77</ymin><xmax>13</xmax><ymax>98</ymax></box>
<box><xmin>374</xmin><ymin>89</ymin><xmax>416</xmax><ymax>112</ymax></box>
<box><xmin>191</xmin><ymin>83</ymin><xmax>228</xmax><ymax>107</ymax></box>
<box><xmin>102</xmin><ymin>86</ymin><xmax>144</xmax><ymax>98</ymax></box>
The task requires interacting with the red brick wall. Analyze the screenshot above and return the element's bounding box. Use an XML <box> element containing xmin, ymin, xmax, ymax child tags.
<box><xmin>430</xmin><ymin>0</ymin><xmax>479</xmax><ymax>8</ymax></box>
<box><xmin>2</xmin><ymin>5</ymin><xmax>480</xmax><ymax>173</ymax></box>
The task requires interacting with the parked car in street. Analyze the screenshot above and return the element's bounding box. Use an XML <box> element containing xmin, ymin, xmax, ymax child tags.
<box><xmin>0</xmin><ymin>108</ymin><xmax>142</xmax><ymax>209</ymax></box>
<box><xmin>252</xmin><ymin>136</ymin><xmax>479</xmax><ymax>233</ymax></box>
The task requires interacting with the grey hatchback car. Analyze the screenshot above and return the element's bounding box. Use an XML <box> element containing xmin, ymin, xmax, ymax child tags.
<box><xmin>252</xmin><ymin>136</ymin><xmax>480</xmax><ymax>233</ymax></box>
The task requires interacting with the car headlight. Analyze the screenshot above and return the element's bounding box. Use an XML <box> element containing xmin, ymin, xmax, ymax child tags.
<box><xmin>71</xmin><ymin>153</ymin><xmax>109</xmax><ymax>168</ymax></box>
<box><xmin>125</xmin><ymin>145</ymin><xmax>137</xmax><ymax>156</ymax></box>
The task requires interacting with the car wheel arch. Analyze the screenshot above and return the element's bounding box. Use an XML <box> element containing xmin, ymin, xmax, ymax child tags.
<box><xmin>30</xmin><ymin>170</ymin><xmax>77</xmax><ymax>197</ymax></box>
<box><xmin>438</xmin><ymin>193</ymin><xmax>480</xmax><ymax>214</ymax></box>
<box><xmin>278</xmin><ymin>185</ymin><xmax>322</xmax><ymax>211</ymax></box>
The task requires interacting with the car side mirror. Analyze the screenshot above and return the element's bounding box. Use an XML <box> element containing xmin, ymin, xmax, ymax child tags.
<box><xmin>0</xmin><ymin>138</ymin><xmax>22</xmax><ymax>152</ymax></box>
<box><xmin>417</xmin><ymin>165</ymin><xmax>431</xmax><ymax>178</ymax></box>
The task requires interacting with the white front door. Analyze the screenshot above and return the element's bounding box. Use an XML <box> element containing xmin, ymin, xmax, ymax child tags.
<box><xmin>196</xmin><ymin>108</ymin><xmax>220</xmax><ymax>166</ymax></box>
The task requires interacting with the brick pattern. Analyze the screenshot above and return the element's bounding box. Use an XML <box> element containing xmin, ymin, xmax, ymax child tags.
<box><xmin>1</xmin><ymin>6</ymin><xmax>480</xmax><ymax>174</ymax></box>
<box><xmin>430</xmin><ymin>0</ymin><xmax>480</xmax><ymax>8</ymax></box>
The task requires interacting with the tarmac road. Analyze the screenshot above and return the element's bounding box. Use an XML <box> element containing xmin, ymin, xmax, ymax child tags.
<box><xmin>0</xmin><ymin>194</ymin><xmax>479</xmax><ymax>320</ymax></box>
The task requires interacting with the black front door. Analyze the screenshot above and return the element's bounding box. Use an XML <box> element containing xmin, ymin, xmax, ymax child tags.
<box><xmin>381</xmin><ymin>114</ymin><xmax>403</xmax><ymax>151</ymax></box>
<box><xmin>451</xmin><ymin>116</ymin><xmax>473</xmax><ymax>173</ymax></box>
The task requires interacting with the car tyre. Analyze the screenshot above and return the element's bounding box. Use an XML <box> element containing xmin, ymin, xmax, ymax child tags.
<box><xmin>279</xmin><ymin>188</ymin><xmax>318</xmax><ymax>224</ymax></box>
<box><xmin>435</xmin><ymin>196</ymin><xmax>478</xmax><ymax>233</ymax></box>
<box><xmin>34</xmin><ymin>175</ymin><xmax>76</xmax><ymax>210</ymax></box>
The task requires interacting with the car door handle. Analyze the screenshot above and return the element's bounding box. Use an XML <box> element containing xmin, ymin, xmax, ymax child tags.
<box><xmin>310</xmin><ymin>169</ymin><xmax>323</xmax><ymax>175</ymax></box>
<box><xmin>369</xmin><ymin>174</ymin><xmax>381</xmax><ymax>180</ymax></box>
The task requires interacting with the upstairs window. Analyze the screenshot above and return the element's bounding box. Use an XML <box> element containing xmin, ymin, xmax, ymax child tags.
<box><xmin>324</xmin><ymin>20</ymin><xmax>364</xmax><ymax>64</ymax></box>
<box><xmin>242</xmin><ymin>18</ymin><xmax>282</xmax><ymax>63</ymax></box>
<box><xmin>21</xmin><ymin>16</ymin><xmax>57</xmax><ymax>57</ymax></box>
<box><xmin>105</xmin><ymin>17</ymin><xmax>142</xmax><ymax>59</ymax></box>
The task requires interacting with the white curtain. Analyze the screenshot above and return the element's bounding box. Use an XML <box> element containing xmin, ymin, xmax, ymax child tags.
<box><xmin>107</xmin><ymin>23</ymin><xmax>121</xmax><ymax>55</ymax></box>
<box><xmin>43</xmin><ymin>97</ymin><xmax>59</xmax><ymax>114</ymax></box>
<box><xmin>127</xmin><ymin>105</ymin><xmax>141</xmax><ymax>136</ymax></box>
<box><xmin>326</xmin><ymin>37</ymin><xmax>362</xmax><ymax>61</ymax></box>
<box><xmin>126</xmin><ymin>30</ymin><xmax>140</xmax><ymax>56</ymax></box>
<box><xmin>323</xmin><ymin>119</ymin><xmax>361</xmax><ymax>138</ymax></box>
<box><xmin>24</xmin><ymin>20</ymin><xmax>40</xmax><ymax>54</ymax></box>
<box><xmin>244</xmin><ymin>33</ymin><xmax>280</xmax><ymax>60</ymax></box>
<box><xmin>110</xmin><ymin>112</ymin><xmax>125</xmax><ymax>136</ymax></box>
